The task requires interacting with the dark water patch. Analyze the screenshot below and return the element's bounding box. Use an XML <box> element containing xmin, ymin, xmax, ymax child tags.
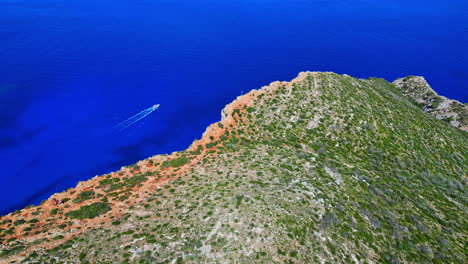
<box><xmin>0</xmin><ymin>126</ymin><xmax>48</xmax><ymax>150</ymax></box>
<box><xmin>0</xmin><ymin>176</ymin><xmax>68</xmax><ymax>216</ymax></box>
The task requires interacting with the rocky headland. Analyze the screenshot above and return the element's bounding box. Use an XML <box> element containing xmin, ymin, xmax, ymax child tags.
<box><xmin>1</xmin><ymin>72</ymin><xmax>466</xmax><ymax>263</ymax></box>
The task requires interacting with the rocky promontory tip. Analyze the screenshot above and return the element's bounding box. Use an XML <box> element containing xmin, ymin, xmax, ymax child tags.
<box><xmin>393</xmin><ymin>76</ymin><xmax>467</xmax><ymax>131</ymax></box>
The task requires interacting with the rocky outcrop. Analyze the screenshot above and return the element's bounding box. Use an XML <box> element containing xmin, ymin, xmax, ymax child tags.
<box><xmin>393</xmin><ymin>76</ymin><xmax>467</xmax><ymax>131</ymax></box>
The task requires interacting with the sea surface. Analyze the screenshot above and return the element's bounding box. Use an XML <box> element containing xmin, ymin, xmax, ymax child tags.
<box><xmin>0</xmin><ymin>0</ymin><xmax>467</xmax><ymax>214</ymax></box>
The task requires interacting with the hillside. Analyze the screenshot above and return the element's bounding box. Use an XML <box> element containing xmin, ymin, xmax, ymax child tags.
<box><xmin>0</xmin><ymin>72</ymin><xmax>467</xmax><ymax>263</ymax></box>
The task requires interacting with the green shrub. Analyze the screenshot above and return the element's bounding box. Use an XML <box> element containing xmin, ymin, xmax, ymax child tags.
<box><xmin>53</xmin><ymin>235</ymin><xmax>64</xmax><ymax>240</ymax></box>
<box><xmin>11</xmin><ymin>210</ymin><xmax>21</xmax><ymax>215</ymax></box>
<box><xmin>99</xmin><ymin>178</ymin><xmax>112</xmax><ymax>186</ymax></box>
<box><xmin>431</xmin><ymin>97</ymin><xmax>442</xmax><ymax>109</ymax></box>
<box><xmin>118</xmin><ymin>195</ymin><xmax>129</xmax><ymax>202</ymax></box>
<box><xmin>189</xmin><ymin>149</ymin><xmax>201</xmax><ymax>155</ymax></box>
<box><xmin>0</xmin><ymin>249</ymin><xmax>9</xmax><ymax>257</ymax></box>
<box><xmin>205</xmin><ymin>142</ymin><xmax>216</xmax><ymax>149</ymax></box>
<box><xmin>65</xmin><ymin>202</ymin><xmax>111</xmax><ymax>220</ymax></box>
<box><xmin>0</xmin><ymin>219</ymin><xmax>12</xmax><ymax>225</ymax></box>
<box><xmin>235</xmin><ymin>195</ymin><xmax>243</xmax><ymax>208</ymax></box>
<box><xmin>162</xmin><ymin>157</ymin><xmax>190</xmax><ymax>168</ymax></box>
<box><xmin>123</xmin><ymin>174</ymin><xmax>147</xmax><ymax>187</ymax></box>
<box><xmin>73</xmin><ymin>191</ymin><xmax>96</xmax><ymax>203</ymax></box>
<box><xmin>106</xmin><ymin>183</ymin><xmax>125</xmax><ymax>192</ymax></box>
<box><xmin>121</xmin><ymin>230</ymin><xmax>134</xmax><ymax>235</ymax></box>
<box><xmin>13</xmin><ymin>219</ymin><xmax>26</xmax><ymax>226</ymax></box>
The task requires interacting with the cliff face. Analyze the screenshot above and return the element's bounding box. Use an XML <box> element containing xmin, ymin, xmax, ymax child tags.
<box><xmin>393</xmin><ymin>76</ymin><xmax>467</xmax><ymax>131</ymax></box>
<box><xmin>1</xmin><ymin>72</ymin><xmax>467</xmax><ymax>264</ymax></box>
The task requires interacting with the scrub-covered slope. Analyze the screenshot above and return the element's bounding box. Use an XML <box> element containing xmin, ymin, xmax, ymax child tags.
<box><xmin>1</xmin><ymin>72</ymin><xmax>467</xmax><ymax>263</ymax></box>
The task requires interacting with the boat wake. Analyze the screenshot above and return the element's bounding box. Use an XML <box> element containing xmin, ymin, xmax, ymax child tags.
<box><xmin>115</xmin><ymin>104</ymin><xmax>160</xmax><ymax>131</ymax></box>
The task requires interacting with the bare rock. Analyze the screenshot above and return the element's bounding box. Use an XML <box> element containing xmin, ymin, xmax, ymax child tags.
<box><xmin>393</xmin><ymin>76</ymin><xmax>467</xmax><ymax>131</ymax></box>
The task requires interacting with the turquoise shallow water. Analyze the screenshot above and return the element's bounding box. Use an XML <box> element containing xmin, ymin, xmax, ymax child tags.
<box><xmin>0</xmin><ymin>0</ymin><xmax>467</xmax><ymax>214</ymax></box>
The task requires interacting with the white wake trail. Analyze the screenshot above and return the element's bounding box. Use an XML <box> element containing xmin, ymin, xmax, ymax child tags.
<box><xmin>115</xmin><ymin>107</ymin><xmax>153</xmax><ymax>129</ymax></box>
<box><xmin>115</xmin><ymin>105</ymin><xmax>159</xmax><ymax>131</ymax></box>
<box><xmin>117</xmin><ymin>109</ymin><xmax>155</xmax><ymax>131</ymax></box>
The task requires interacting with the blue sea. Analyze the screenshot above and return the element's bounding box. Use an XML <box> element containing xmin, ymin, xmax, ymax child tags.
<box><xmin>0</xmin><ymin>0</ymin><xmax>467</xmax><ymax>215</ymax></box>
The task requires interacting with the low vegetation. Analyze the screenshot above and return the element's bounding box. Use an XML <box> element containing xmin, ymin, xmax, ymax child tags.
<box><xmin>162</xmin><ymin>157</ymin><xmax>190</xmax><ymax>168</ymax></box>
<box><xmin>65</xmin><ymin>202</ymin><xmax>111</xmax><ymax>220</ymax></box>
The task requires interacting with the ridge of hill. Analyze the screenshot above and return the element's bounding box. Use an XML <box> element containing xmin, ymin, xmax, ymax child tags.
<box><xmin>0</xmin><ymin>72</ymin><xmax>466</xmax><ymax>263</ymax></box>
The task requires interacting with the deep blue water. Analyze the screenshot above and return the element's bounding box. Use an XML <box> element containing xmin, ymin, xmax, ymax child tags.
<box><xmin>0</xmin><ymin>0</ymin><xmax>467</xmax><ymax>215</ymax></box>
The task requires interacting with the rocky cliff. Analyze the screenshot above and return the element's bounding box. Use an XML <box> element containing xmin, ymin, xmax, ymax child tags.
<box><xmin>0</xmin><ymin>72</ymin><xmax>466</xmax><ymax>263</ymax></box>
<box><xmin>393</xmin><ymin>76</ymin><xmax>467</xmax><ymax>131</ymax></box>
